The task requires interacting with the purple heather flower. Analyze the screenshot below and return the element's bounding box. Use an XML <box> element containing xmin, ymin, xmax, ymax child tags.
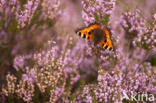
<box><xmin>22</xmin><ymin>68</ymin><xmax>36</xmax><ymax>83</ymax></box>
<box><xmin>13</xmin><ymin>56</ymin><xmax>24</xmax><ymax>71</ymax></box>
<box><xmin>120</xmin><ymin>10</ymin><xmax>156</xmax><ymax>49</ymax></box>
<box><xmin>0</xmin><ymin>0</ymin><xmax>6</xmax><ymax>5</ymax></box>
<box><xmin>81</xmin><ymin>0</ymin><xmax>116</xmax><ymax>25</ymax></box>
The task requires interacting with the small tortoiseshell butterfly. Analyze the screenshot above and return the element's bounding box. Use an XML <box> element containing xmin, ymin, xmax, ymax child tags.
<box><xmin>75</xmin><ymin>23</ymin><xmax>114</xmax><ymax>51</ymax></box>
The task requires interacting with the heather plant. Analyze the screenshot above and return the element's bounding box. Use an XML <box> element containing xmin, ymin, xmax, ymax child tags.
<box><xmin>1</xmin><ymin>0</ymin><xmax>156</xmax><ymax>103</ymax></box>
<box><xmin>0</xmin><ymin>0</ymin><xmax>62</xmax><ymax>89</ymax></box>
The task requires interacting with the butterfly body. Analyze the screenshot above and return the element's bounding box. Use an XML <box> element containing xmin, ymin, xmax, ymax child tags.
<box><xmin>75</xmin><ymin>23</ymin><xmax>114</xmax><ymax>51</ymax></box>
<box><xmin>92</xmin><ymin>28</ymin><xmax>106</xmax><ymax>45</ymax></box>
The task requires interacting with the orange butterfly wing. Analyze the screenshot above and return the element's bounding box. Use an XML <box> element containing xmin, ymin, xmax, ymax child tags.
<box><xmin>99</xmin><ymin>28</ymin><xmax>113</xmax><ymax>51</ymax></box>
<box><xmin>75</xmin><ymin>23</ymin><xmax>101</xmax><ymax>41</ymax></box>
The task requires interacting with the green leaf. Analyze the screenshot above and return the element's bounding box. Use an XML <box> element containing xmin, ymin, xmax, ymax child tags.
<box><xmin>8</xmin><ymin>17</ymin><xmax>18</xmax><ymax>33</ymax></box>
<box><xmin>69</xmin><ymin>94</ymin><xmax>75</xmax><ymax>101</ymax></box>
<box><xmin>93</xmin><ymin>99</ymin><xmax>97</xmax><ymax>103</ymax></box>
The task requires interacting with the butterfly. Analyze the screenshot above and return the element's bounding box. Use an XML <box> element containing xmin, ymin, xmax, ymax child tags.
<box><xmin>75</xmin><ymin>23</ymin><xmax>114</xmax><ymax>51</ymax></box>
